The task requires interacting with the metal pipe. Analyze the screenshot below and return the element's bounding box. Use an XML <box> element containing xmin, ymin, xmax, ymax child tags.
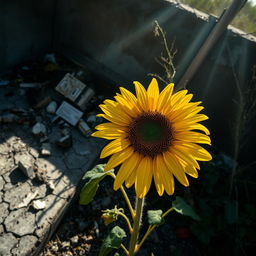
<box><xmin>176</xmin><ymin>0</ymin><xmax>247</xmax><ymax>90</ymax></box>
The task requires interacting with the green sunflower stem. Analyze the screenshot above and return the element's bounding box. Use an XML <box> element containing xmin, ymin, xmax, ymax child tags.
<box><xmin>128</xmin><ymin>197</ymin><xmax>144</xmax><ymax>256</ymax></box>
<box><xmin>108</xmin><ymin>172</ymin><xmax>135</xmax><ymax>219</ymax></box>
<box><xmin>120</xmin><ymin>185</ymin><xmax>136</xmax><ymax>219</ymax></box>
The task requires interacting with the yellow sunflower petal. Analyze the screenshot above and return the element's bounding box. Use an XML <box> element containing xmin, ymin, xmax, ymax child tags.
<box><xmin>95</xmin><ymin>122</ymin><xmax>126</xmax><ymax>131</ymax></box>
<box><xmin>173</xmin><ymin>123</ymin><xmax>210</xmax><ymax>135</ymax></box>
<box><xmin>105</xmin><ymin>147</ymin><xmax>134</xmax><ymax>171</ymax></box>
<box><xmin>147</xmin><ymin>78</ymin><xmax>159</xmax><ymax>111</ymax></box>
<box><xmin>153</xmin><ymin>157</ymin><xmax>164</xmax><ymax>196</ymax></box>
<box><xmin>97</xmin><ymin>113</ymin><xmax>129</xmax><ymax>127</ymax></box>
<box><xmin>171</xmin><ymin>106</ymin><xmax>204</xmax><ymax>123</ymax></box>
<box><xmin>175</xmin><ymin>131</ymin><xmax>211</xmax><ymax>145</ymax></box>
<box><xmin>91</xmin><ymin>130</ymin><xmax>126</xmax><ymax>140</ymax></box>
<box><xmin>178</xmin><ymin>143</ymin><xmax>212</xmax><ymax>161</ymax></box>
<box><xmin>114</xmin><ymin>94</ymin><xmax>140</xmax><ymax>117</ymax></box>
<box><xmin>135</xmin><ymin>157</ymin><xmax>153</xmax><ymax>198</ymax></box>
<box><xmin>134</xmin><ymin>81</ymin><xmax>148</xmax><ymax>111</ymax></box>
<box><xmin>171</xmin><ymin>90</ymin><xmax>188</xmax><ymax>106</ymax></box>
<box><xmin>184</xmin><ymin>165</ymin><xmax>198</xmax><ymax>178</ymax></box>
<box><xmin>163</xmin><ymin>89</ymin><xmax>189</xmax><ymax>114</ymax></box>
<box><xmin>157</xmin><ymin>83</ymin><xmax>174</xmax><ymax>113</ymax></box>
<box><xmin>171</xmin><ymin>146</ymin><xmax>200</xmax><ymax>170</ymax></box>
<box><xmin>119</xmin><ymin>87</ymin><xmax>141</xmax><ymax>112</ymax></box>
<box><xmin>113</xmin><ymin>152</ymin><xmax>141</xmax><ymax>190</ymax></box>
<box><xmin>163</xmin><ymin>151</ymin><xmax>189</xmax><ymax>187</ymax></box>
<box><xmin>125</xmin><ymin>169</ymin><xmax>136</xmax><ymax>188</ymax></box>
<box><xmin>100</xmin><ymin>138</ymin><xmax>130</xmax><ymax>158</ymax></box>
<box><xmin>100</xmin><ymin>103</ymin><xmax>131</xmax><ymax>125</ymax></box>
<box><xmin>155</xmin><ymin>154</ymin><xmax>175</xmax><ymax>195</ymax></box>
<box><xmin>183</xmin><ymin>114</ymin><xmax>209</xmax><ymax>123</ymax></box>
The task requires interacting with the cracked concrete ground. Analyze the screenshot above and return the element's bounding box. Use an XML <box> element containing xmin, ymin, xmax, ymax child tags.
<box><xmin>0</xmin><ymin>85</ymin><xmax>105</xmax><ymax>255</ymax></box>
<box><xmin>0</xmin><ymin>125</ymin><xmax>104</xmax><ymax>256</ymax></box>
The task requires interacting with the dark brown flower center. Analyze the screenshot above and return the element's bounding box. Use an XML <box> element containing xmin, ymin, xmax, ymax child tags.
<box><xmin>128</xmin><ymin>112</ymin><xmax>173</xmax><ymax>158</ymax></box>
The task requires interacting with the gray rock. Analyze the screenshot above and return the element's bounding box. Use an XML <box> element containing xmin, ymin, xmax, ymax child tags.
<box><xmin>32</xmin><ymin>122</ymin><xmax>46</xmax><ymax>136</ymax></box>
<box><xmin>41</xmin><ymin>143</ymin><xmax>51</xmax><ymax>156</ymax></box>
<box><xmin>4</xmin><ymin>208</ymin><xmax>36</xmax><ymax>236</ymax></box>
<box><xmin>0</xmin><ymin>191</ymin><xmax>3</xmax><ymax>203</ymax></box>
<box><xmin>11</xmin><ymin>235</ymin><xmax>37</xmax><ymax>256</ymax></box>
<box><xmin>15</xmin><ymin>151</ymin><xmax>35</xmax><ymax>178</ymax></box>
<box><xmin>70</xmin><ymin>235</ymin><xmax>79</xmax><ymax>244</ymax></box>
<box><xmin>0</xmin><ymin>233</ymin><xmax>18</xmax><ymax>256</ymax></box>
<box><xmin>46</xmin><ymin>101</ymin><xmax>58</xmax><ymax>114</ymax></box>
<box><xmin>32</xmin><ymin>200</ymin><xmax>46</xmax><ymax>210</ymax></box>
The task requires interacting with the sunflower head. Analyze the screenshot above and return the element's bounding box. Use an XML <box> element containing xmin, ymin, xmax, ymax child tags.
<box><xmin>92</xmin><ymin>78</ymin><xmax>212</xmax><ymax>198</ymax></box>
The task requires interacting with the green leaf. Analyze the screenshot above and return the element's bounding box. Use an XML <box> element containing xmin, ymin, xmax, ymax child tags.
<box><xmin>99</xmin><ymin>226</ymin><xmax>126</xmax><ymax>256</ymax></box>
<box><xmin>79</xmin><ymin>164</ymin><xmax>113</xmax><ymax>205</ymax></box>
<box><xmin>172</xmin><ymin>196</ymin><xmax>200</xmax><ymax>221</ymax></box>
<box><xmin>147</xmin><ymin>210</ymin><xmax>163</xmax><ymax>225</ymax></box>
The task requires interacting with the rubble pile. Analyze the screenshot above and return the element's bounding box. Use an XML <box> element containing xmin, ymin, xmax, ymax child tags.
<box><xmin>0</xmin><ymin>54</ymin><xmax>106</xmax><ymax>256</ymax></box>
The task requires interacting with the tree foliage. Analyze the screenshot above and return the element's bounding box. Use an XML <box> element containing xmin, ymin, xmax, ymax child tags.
<box><xmin>179</xmin><ymin>0</ymin><xmax>256</xmax><ymax>35</ymax></box>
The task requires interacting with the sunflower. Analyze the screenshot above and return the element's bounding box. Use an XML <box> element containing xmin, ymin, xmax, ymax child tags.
<box><xmin>92</xmin><ymin>78</ymin><xmax>212</xmax><ymax>198</ymax></box>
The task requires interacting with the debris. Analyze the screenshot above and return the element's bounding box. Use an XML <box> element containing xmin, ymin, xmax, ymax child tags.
<box><xmin>44</xmin><ymin>53</ymin><xmax>57</xmax><ymax>64</ymax></box>
<box><xmin>56</xmin><ymin>135</ymin><xmax>72</xmax><ymax>148</ymax></box>
<box><xmin>0</xmin><ymin>80</ymin><xmax>10</xmax><ymax>86</ymax></box>
<box><xmin>0</xmin><ymin>113</ymin><xmax>19</xmax><ymax>123</ymax></box>
<box><xmin>77</xmin><ymin>87</ymin><xmax>94</xmax><ymax>111</ymax></box>
<box><xmin>16</xmin><ymin>191</ymin><xmax>38</xmax><ymax>209</ymax></box>
<box><xmin>29</xmin><ymin>148</ymin><xmax>39</xmax><ymax>158</ymax></box>
<box><xmin>46</xmin><ymin>101</ymin><xmax>57</xmax><ymax>114</ymax></box>
<box><xmin>21</xmin><ymin>66</ymin><xmax>30</xmax><ymax>70</ymax></box>
<box><xmin>41</xmin><ymin>143</ymin><xmax>51</xmax><ymax>156</ymax></box>
<box><xmin>32</xmin><ymin>122</ymin><xmax>47</xmax><ymax>136</ymax></box>
<box><xmin>34</xmin><ymin>96</ymin><xmax>52</xmax><ymax>110</ymax></box>
<box><xmin>40</xmin><ymin>136</ymin><xmax>49</xmax><ymax>143</ymax></box>
<box><xmin>56</xmin><ymin>73</ymin><xmax>87</xmax><ymax>102</ymax></box>
<box><xmin>77</xmin><ymin>119</ymin><xmax>91</xmax><ymax>137</ymax></box>
<box><xmin>18</xmin><ymin>158</ymin><xmax>34</xmax><ymax>178</ymax></box>
<box><xmin>94</xmin><ymin>221</ymin><xmax>100</xmax><ymax>238</ymax></box>
<box><xmin>55</xmin><ymin>73</ymin><xmax>94</xmax><ymax>110</ymax></box>
<box><xmin>32</xmin><ymin>200</ymin><xmax>46</xmax><ymax>210</ymax></box>
<box><xmin>70</xmin><ymin>235</ymin><xmax>79</xmax><ymax>244</ymax></box>
<box><xmin>47</xmin><ymin>180</ymin><xmax>55</xmax><ymax>191</ymax></box>
<box><xmin>56</xmin><ymin>101</ymin><xmax>83</xmax><ymax>126</ymax></box>
<box><xmin>19</xmin><ymin>83</ymin><xmax>43</xmax><ymax>88</ymax></box>
<box><xmin>86</xmin><ymin>114</ymin><xmax>96</xmax><ymax>123</ymax></box>
<box><xmin>61</xmin><ymin>128</ymin><xmax>71</xmax><ymax>136</ymax></box>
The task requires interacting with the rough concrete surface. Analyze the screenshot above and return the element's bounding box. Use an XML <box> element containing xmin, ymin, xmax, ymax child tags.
<box><xmin>0</xmin><ymin>86</ymin><xmax>105</xmax><ymax>256</ymax></box>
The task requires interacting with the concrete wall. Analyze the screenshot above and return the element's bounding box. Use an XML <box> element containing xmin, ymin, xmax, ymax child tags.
<box><xmin>0</xmin><ymin>0</ymin><xmax>255</xmax><ymax>159</ymax></box>
<box><xmin>0</xmin><ymin>0</ymin><xmax>56</xmax><ymax>72</ymax></box>
<box><xmin>54</xmin><ymin>0</ymin><xmax>256</xmax><ymax>159</ymax></box>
